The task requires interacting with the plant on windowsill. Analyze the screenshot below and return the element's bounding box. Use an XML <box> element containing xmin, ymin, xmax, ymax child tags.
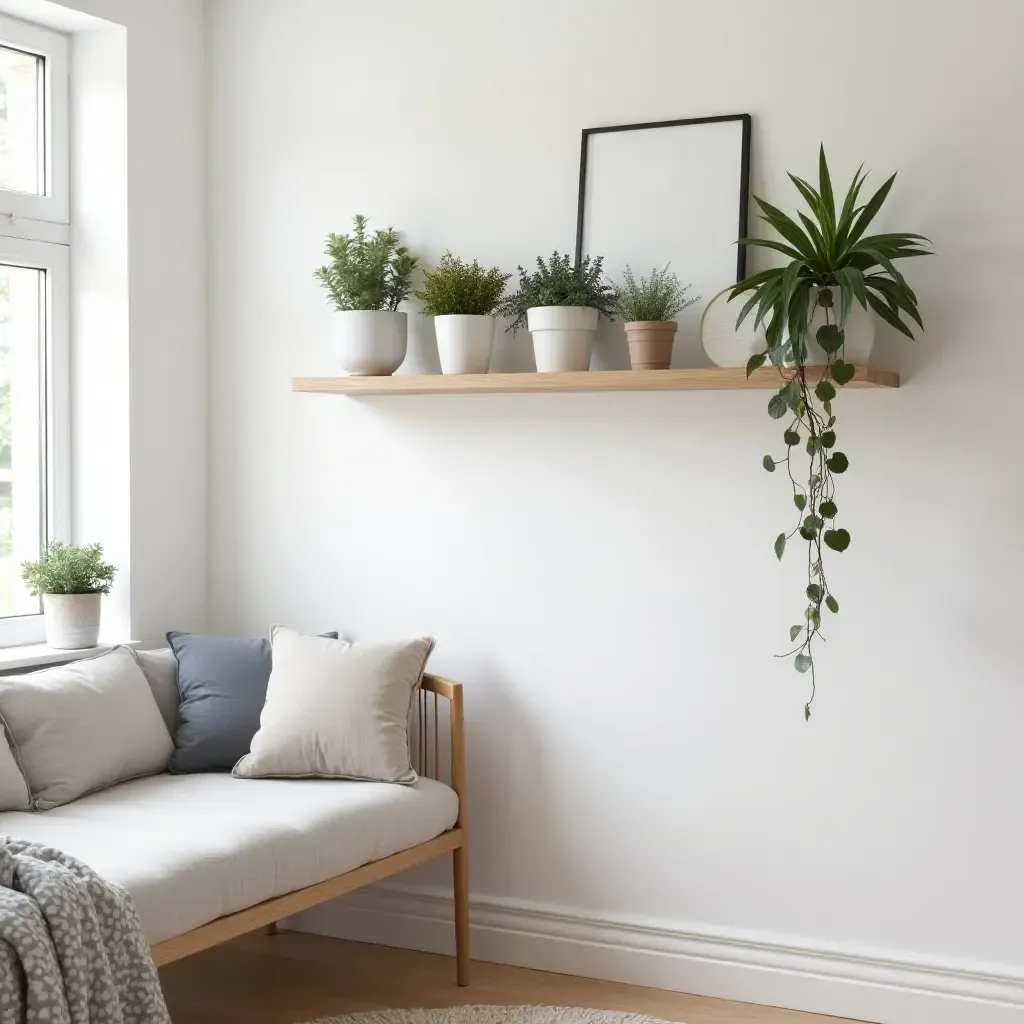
<box><xmin>314</xmin><ymin>214</ymin><xmax>419</xmax><ymax>376</ymax></box>
<box><xmin>613</xmin><ymin>264</ymin><xmax>699</xmax><ymax>370</ymax></box>
<box><xmin>21</xmin><ymin>542</ymin><xmax>117</xmax><ymax>650</ymax></box>
<box><xmin>497</xmin><ymin>252</ymin><xmax>617</xmax><ymax>372</ymax></box>
<box><xmin>415</xmin><ymin>252</ymin><xmax>511</xmax><ymax>375</ymax></box>
<box><xmin>731</xmin><ymin>146</ymin><xmax>931</xmax><ymax>719</ymax></box>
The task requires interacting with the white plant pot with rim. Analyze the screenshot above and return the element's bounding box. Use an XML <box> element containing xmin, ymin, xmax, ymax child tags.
<box><xmin>334</xmin><ymin>310</ymin><xmax>408</xmax><ymax>376</ymax></box>
<box><xmin>777</xmin><ymin>287</ymin><xmax>876</xmax><ymax>366</ymax></box>
<box><xmin>434</xmin><ymin>314</ymin><xmax>495</xmax><ymax>374</ymax></box>
<box><xmin>43</xmin><ymin>592</ymin><xmax>102</xmax><ymax>649</ymax></box>
<box><xmin>527</xmin><ymin>306</ymin><xmax>598</xmax><ymax>372</ymax></box>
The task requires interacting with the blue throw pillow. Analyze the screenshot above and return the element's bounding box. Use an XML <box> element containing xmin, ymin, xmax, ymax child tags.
<box><xmin>167</xmin><ymin>631</ymin><xmax>337</xmax><ymax>773</ymax></box>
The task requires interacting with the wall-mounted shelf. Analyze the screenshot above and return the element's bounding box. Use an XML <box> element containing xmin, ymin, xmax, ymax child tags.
<box><xmin>293</xmin><ymin>365</ymin><xmax>899</xmax><ymax>396</ymax></box>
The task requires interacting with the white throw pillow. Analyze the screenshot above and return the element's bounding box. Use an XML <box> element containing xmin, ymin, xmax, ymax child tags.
<box><xmin>133</xmin><ymin>647</ymin><xmax>180</xmax><ymax>734</ymax></box>
<box><xmin>0</xmin><ymin>646</ymin><xmax>175</xmax><ymax>809</ymax></box>
<box><xmin>0</xmin><ymin>725</ymin><xmax>30</xmax><ymax>811</ymax></box>
<box><xmin>233</xmin><ymin>626</ymin><xmax>434</xmax><ymax>784</ymax></box>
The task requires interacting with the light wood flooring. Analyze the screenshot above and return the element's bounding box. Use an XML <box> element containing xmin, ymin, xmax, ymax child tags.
<box><xmin>159</xmin><ymin>932</ymin><xmax>858</xmax><ymax>1024</ymax></box>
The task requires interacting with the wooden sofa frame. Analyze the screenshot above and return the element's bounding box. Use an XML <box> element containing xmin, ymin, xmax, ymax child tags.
<box><xmin>150</xmin><ymin>675</ymin><xmax>470</xmax><ymax>984</ymax></box>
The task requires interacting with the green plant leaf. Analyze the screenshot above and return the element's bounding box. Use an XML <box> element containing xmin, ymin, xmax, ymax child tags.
<box><xmin>794</xmin><ymin>493</ymin><xmax>807</xmax><ymax>511</ymax></box>
<box><xmin>795</xmin><ymin>653</ymin><xmax>812</xmax><ymax>674</ymax></box>
<box><xmin>824</xmin><ymin>528</ymin><xmax>851</xmax><ymax>552</ymax></box>
<box><xmin>806</xmin><ymin>583</ymin><xmax>822</xmax><ymax>603</ymax></box>
<box><xmin>846</xmin><ymin>172</ymin><xmax>897</xmax><ymax>248</ymax></box>
<box><xmin>865</xmin><ymin>290</ymin><xmax>916</xmax><ymax>338</ymax></box>
<box><xmin>827</xmin><ymin>451</ymin><xmax>849</xmax><ymax>473</ymax></box>
<box><xmin>774</xmin><ymin>533</ymin><xmax>786</xmax><ymax>560</ymax></box>
<box><xmin>784</xmin><ymin>429</ymin><xmax>800</xmax><ymax>446</ymax></box>
<box><xmin>799</xmin><ymin>526</ymin><xmax>815</xmax><ymax>541</ymax></box>
<box><xmin>806</xmin><ymin>436</ymin><xmax>821</xmax><ymax>455</ymax></box>
<box><xmin>804</xmin><ymin>515</ymin><xmax>823</xmax><ymax>532</ymax></box>
<box><xmin>767</xmin><ymin>395</ymin><xmax>789</xmax><ymax>419</ymax></box>
<box><xmin>816</xmin><ymin>324</ymin><xmax>844</xmax><ymax>354</ymax></box>
<box><xmin>832</xmin><ymin>360</ymin><xmax>856</xmax><ymax>386</ymax></box>
<box><xmin>790</xmin><ymin>624</ymin><xmax>803</xmax><ymax>642</ymax></box>
<box><xmin>821</xmin><ymin>430</ymin><xmax>837</xmax><ymax>448</ymax></box>
<box><xmin>825</xmin><ymin>595</ymin><xmax>840</xmax><ymax>613</ymax></box>
<box><xmin>763</xmin><ymin>455</ymin><xmax>776</xmax><ymax>472</ymax></box>
<box><xmin>815</xmin><ymin>379</ymin><xmax>836</xmax><ymax>402</ymax></box>
<box><xmin>818</xmin><ymin>145</ymin><xmax>836</xmax><ymax>240</ymax></box>
<box><xmin>746</xmin><ymin>352</ymin><xmax>767</xmax><ymax>377</ymax></box>
<box><xmin>819</xmin><ymin>499</ymin><xmax>838</xmax><ymax>518</ymax></box>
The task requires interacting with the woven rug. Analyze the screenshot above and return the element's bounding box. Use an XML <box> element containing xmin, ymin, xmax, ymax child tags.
<box><xmin>304</xmin><ymin>1008</ymin><xmax>676</xmax><ymax>1024</ymax></box>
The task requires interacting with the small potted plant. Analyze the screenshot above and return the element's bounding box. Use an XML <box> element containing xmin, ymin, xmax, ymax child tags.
<box><xmin>314</xmin><ymin>214</ymin><xmax>418</xmax><ymax>376</ymax></box>
<box><xmin>497</xmin><ymin>252</ymin><xmax>616</xmax><ymax>372</ymax></box>
<box><xmin>21</xmin><ymin>542</ymin><xmax>117</xmax><ymax>649</ymax></box>
<box><xmin>415</xmin><ymin>252</ymin><xmax>511</xmax><ymax>374</ymax></box>
<box><xmin>614</xmin><ymin>264</ymin><xmax>699</xmax><ymax>370</ymax></box>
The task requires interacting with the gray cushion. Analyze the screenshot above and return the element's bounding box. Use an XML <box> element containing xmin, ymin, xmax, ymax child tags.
<box><xmin>167</xmin><ymin>631</ymin><xmax>337</xmax><ymax>773</ymax></box>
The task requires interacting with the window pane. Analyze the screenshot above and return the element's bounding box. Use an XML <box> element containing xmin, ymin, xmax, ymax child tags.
<box><xmin>0</xmin><ymin>263</ymin><xmax>43</xmax><ymax>618</ymax></box>
<box><xmin>0</xmin><ymin>45</ymin><xmax>42</xmax><ymax>196</ymax></box>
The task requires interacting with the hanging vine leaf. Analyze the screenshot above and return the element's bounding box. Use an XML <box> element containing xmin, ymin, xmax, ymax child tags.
<box><xmin>790</xmin><ymin>625</ymin><xmax>803</xmax><ymax>642</ymax></box>
<box><xmin>825</xmin><ymin>595</ymin><xmax>840</xmax><ymax>613</ymax></box>
<box><xmin>794</xmin><ymin>493</ymin><xmax>807</xmax><ymax>511</ymax></box>
<box><xmin>763</xmin><ymin>455</ymin><xmax>776</xmax><ymax>472</ymax></box>
<box><xmin>832</xmin><ymin>360</ymin><xmax>856</xmax><ymax>386</ymax></box>
<box><xmin>795</xmin><ymin>653</ymin><xmax>812</xmax><ymax>673</ymax></box>
<box><xmin>784</xmin><ymin>429</ymin><xmax>800</xmax><ymax>446</ymax></box>
<box><xmin>819</xmin><ymin>499</ymin><xmax>838</xmax><ymax>518</ymax></box>
<box><xmin>774</xmin><ymin>533</ymin><xmax>786</xmax><ymax>560</ymax></box>
<box><xmin>746</xmin><ymin>352</ymin><xmax>767</xmax><ymax>377</ymax></box>
<box><xmin>767</xmin><ymin>394</ymin><xmax>788</xmax><ymax>419</ymax></box>
<box><xmin>816</xmin><ymin>324</ymin><xmax>844</xmax><ymax>354</ymax></box>
<box><xmin>824</xmin><ymin>528</ymin><xmax>851</xmax><ymax>552</ymax></box>
<box><xmin>806</xmin><ymin>583</ymin><xmax>822</xmax><ymax>602</ymax></box>
<box><xmin>815</xmin><ymin>379</ymin><xmax>837</xmax><ymax>403</ymax></box>
<box><xmin>821</xmin><ymin>430</ymin><xmax>837</xmax><ymax>448</ymax></box>
<box><xmin>827</xmin><ymin>452</ymin><xmax>849</xmax><ymax>473</ymax></box>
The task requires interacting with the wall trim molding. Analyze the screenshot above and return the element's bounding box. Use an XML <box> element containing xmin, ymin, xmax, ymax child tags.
<box><xmin>290</xmin><ymin>885</ymin><xmax>1024</xmax><ymax>1024</ymax></box>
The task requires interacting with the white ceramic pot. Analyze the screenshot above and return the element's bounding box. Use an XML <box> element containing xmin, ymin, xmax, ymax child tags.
<box><xmin>526</xmin><ymin>306</ymin><xmax>598</xmax><ymax>372</ymax></box>
<box><xmin>780</xmin><ymin>287</ymin><xmax>876</xmax><ymax>366</ymax></box>
<box><xmin>434</xmin><ymin>314</ymin><xmax>495</xmax><ymax>374</ymax></box>
<box><xmin>43</xmin><ymin>592</ymin><xmax>101</xmax><ymax>649</ymax></box>
<box><xmin>334</xmin><ymin>310</ymin><xmax>408</xmax><ymax>376</ymax></box>
<box><xmin>700</xmin><ymin>286</ymin><xmax>767</xmax><ymax>367</ymax></box>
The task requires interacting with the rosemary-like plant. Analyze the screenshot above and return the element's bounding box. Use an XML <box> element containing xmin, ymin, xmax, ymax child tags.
<box><xmin>314</xmin><ymin>214</ymin><xmax>418</xmax><ymax>312</ymax></box>
<box><xmin>497</xmin><ymin>252</ymin><xmax>616</xmax><ymax>334</ymax></box>
<box><xmin>415</xmin><ymin>252</ymin><xmax>510</xmax><ymax>316</ymax></box>
<box><xmin>614</xmin><ymin>264</ymin><xmax>698</xmax><ymax>322</ymax></box>
<box><xmin>21</xmin><ymin>542</ymin><xmax>117</xmax><ymax>595</ymax></box>
<box><xmin>732</xmin><ymin>147</ymin><xmax>931</xmax><ymax>719</ymax></box>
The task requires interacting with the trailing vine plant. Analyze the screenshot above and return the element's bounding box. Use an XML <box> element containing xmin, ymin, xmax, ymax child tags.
<box><xmin>731</xmin><ymin>147</ymin><xmax>931</xmax><ymax>719</ymax></box>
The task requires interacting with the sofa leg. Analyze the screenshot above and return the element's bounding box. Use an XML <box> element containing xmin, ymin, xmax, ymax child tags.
<box><xmin>453</xmin><ymin>844</ymin><xmax>470</xmax><ymax>986</ymax></box>
<box><xmin>265</xmin><ymin>922</ymin><xmax>278</xmax><ymax>936</ymax></box>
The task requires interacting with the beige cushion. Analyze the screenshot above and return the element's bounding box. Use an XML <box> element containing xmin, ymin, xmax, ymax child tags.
<box><xmin>0</xmin><ymin>647</ymin><xmax>174</xmax><ymax>809</ymax></box>
<box><xmin>0</xmin><ymin>726</ymin><xmax>29</xmax><ymax>811</ymax></box>
<box><xmin>0</xmin><ymin>772</ymin><xmax>459</xmax><ymax>943</ymax></box>
<box><xmin>233</xmin><ymin>627</ymin><xmax>434</xmax><ymax>784</ymax></box>
<box><xmin>134</xmin><ymin>647</ymin><xmax>180</xmax><ymax>734</ymax></box>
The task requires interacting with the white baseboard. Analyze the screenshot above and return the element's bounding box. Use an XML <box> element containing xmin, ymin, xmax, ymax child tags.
<box><xmin>288</xmin><ymin>885</ymin><xmax>1024</xmax><ymax>1024</ymax></box>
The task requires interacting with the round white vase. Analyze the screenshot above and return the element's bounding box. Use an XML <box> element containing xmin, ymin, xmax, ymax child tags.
<box><xmin>434</xmin><ymin>314</ymin><xmax>495</xmax><ymax>374</ymax></box>
<box><xmin>43</xmin><ymin>592</ymin><xmax>101</xmax><ymax>649</ymax></box>
<box><xmin>700</xmin><ymin>286</ymin><xmax>767</xmax><ymax>367</ymax></box>
<box><xmin>334</xmin><ymin>310</ymin><xmax>408</xmax><ymax>376</ymax></box>
<box><xmin>526</xmin><ymin>306</ymin><xmax>598</xmax><ymax>372</ymax></box>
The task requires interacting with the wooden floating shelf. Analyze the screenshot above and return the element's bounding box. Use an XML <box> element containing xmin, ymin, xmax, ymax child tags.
<box><xmin>293</xmin><ymin>365</ymin><xmax>899</xmax><ymax>397</ymax></box>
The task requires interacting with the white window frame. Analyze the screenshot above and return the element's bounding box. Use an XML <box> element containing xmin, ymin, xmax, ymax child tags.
<box><xmin>0</xmin><ymin>14</ymin><xmax>70</xmax><ymax>647</ymax></box>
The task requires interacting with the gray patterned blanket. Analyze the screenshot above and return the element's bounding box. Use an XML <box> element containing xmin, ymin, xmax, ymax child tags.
<box><xmin>0</xmin><ymin>840</ymin><xmax>170</xmax><ymax>1024</ymax></box>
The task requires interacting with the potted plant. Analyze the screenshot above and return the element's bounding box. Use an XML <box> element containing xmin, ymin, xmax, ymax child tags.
<box><xmin>314</xmin><ymin>214</ymin><xmax>418</xmax><ymax>376</ymax></box>
<box><xmin>731</xmin><ymin>147</ymin><xmax>930</xmax><ymax>718</ymax></box>
<box><xmin>21</xmin><ymin>542</ymin><xmax>117</xmax><ymax>649</ymax></box>
<box><xmin>415</xmin><ymin>252</ymin><xmax>511</xmax><ymax>374</ymax></box>
<box><xmin>613</xmin><ymin>264</ymin><xmax>699</xmax><ymax>370</ymax></box>
<box><xmin>497</xmin><ymin>252</ymin><xmax>616</xmax><ymax>372</ymax></box>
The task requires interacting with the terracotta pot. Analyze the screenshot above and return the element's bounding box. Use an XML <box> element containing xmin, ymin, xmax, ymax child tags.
<box><xmin>624</xmin><ymin>320</ymin><xmax>678</xmax><ymax>370</ymax></box>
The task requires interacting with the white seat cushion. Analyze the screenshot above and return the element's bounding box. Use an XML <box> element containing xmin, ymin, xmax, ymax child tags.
<box><xmin>0</xmin><ymin>772</ymin><xmax>458</xmax><ymax>943</ymax></box>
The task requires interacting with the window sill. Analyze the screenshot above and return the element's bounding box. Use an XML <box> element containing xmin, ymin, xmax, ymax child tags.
<box><xmin>0</xmin><ymin>640</ymin><xmax>140</xmax><ymax>673</ymax></box>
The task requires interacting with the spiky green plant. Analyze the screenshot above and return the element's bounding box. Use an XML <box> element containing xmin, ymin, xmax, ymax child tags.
<box><xmin>314</xmin><ymin>214</ymin><xmax>418</xmax><ymax>312</ymax></box>
<box><xmin>497</xmin><ymin>252</ymin><xmax>617</xmax><ymax>334</ymax></box>
<box><xmin>731</xmin><ymin>146</ymin><xmax>931</xmax><ymax>720</ymax></box>
<box><xmin>415</xmin><ymin>252</ymin><xmax>510</xmax><ymax>316</ymax></box>
<box><xmin>21</xmin><ymin>542</ymin><xmax>117</xmax><ymax>595</ymax></box>
<box><xmin>614</xmin><ymin>264</ymin><xmax>699</xmax><ymax>322</ymax></box>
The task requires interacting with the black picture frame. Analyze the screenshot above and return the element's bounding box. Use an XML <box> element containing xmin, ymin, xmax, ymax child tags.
<box><xmin>574</xmin><ymin>113</ymin><xmax>752</xmax><ymax>282</ymax></box>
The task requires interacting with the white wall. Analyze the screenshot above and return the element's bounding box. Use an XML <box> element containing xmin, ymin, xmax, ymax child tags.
<box><xmin>205</xmin><ymin>1</ymin><xmax>1024</xmax><ymax>1021</ymax></box>
<box><xmin>3</xmin><ymin>0</ymin><xmax>207</xmax><ymax>642</ymax></box>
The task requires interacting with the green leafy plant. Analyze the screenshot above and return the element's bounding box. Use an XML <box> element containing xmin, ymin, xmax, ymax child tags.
<box><xmin>415</xmin><ymin>251</ymin><xmax>511</xmax><ymax>316</ymax></box>
<box><xmin>21</xmin><ymin>542</ymin><xmax>117</xmax><ymax>595</ymax></box>
<box><xmin>497</xmin><ymin>252</ymin><xmax>617</xmax><ymax>334</ymax></box>
<box><xmin>731</xmin><ymin>147</ymin><xmax>931</xmax><ymax>719</ymax></box>
<box><xmin>614</xmin><ymin>264</ymin><xmax>699</xmax><ymax>322</ymax></box>
<box><xmin>314</xmin><ymin>214</ymin><xmax>418</xmax><ymax>312</ymax></box>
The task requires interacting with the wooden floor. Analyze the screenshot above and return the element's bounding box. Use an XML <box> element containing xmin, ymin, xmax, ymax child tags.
<box><xmin>159</xmin><ymin>931</ymin><xmax>857</xmax><ymax>1024</ymax></box>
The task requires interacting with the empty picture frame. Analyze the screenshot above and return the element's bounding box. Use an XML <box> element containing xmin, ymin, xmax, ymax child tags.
<box><xmin>575</xmin><ymin>114</ymin><xmax>751</xmax><ymax>367</ymax></box>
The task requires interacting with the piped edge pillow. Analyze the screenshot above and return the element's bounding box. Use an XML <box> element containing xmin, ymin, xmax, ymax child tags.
<box><xmin>0</xmin><ymin>646</ymin><xmax>174</xmax><ymax>810</ymax></box>
<box><xmin>233</xmin><ymin>627</ymin><xmax>435</xmax><ymax>785</ymax></box>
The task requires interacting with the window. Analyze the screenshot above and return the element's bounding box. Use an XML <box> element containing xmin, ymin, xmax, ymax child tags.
<box><xmin>0</xmin><ymin>15</ymin><xmax>69</xmax><ymax>646</ymax></box>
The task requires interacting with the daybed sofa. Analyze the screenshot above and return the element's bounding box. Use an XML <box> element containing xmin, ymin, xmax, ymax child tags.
<box><xmin>0</xmin><ymin>651</ymin><xmax>469</xmax><ymax>983</ymax></box>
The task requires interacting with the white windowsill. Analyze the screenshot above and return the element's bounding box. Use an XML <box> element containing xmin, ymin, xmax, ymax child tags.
<box><xmin>0</xmin><ymin>640</ymin><xmax>141</xmax><ymax>672</ymax></box>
